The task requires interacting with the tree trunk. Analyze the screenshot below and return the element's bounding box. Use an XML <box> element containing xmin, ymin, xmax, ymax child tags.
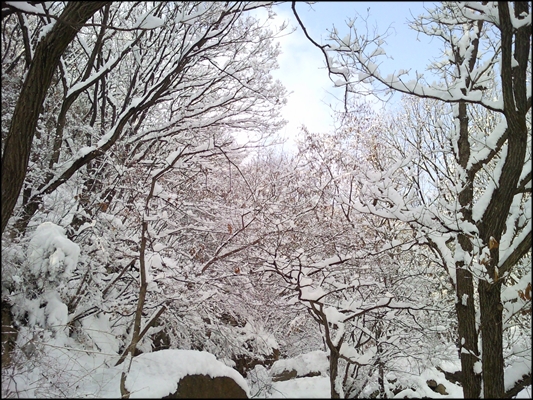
<box><xmin>1</xmin><ymin>1</ymin><xmax>110</xmax><ymax>235</ymax></box>
<box><xmin>329</xmin><ymin>347</ymin><xmax>341</xmax><ymax>398</ymax></box>
<box><xmin>476</xmin><ymin>4</ymin><xmax>530</xmax><ymax>398</ymax></box>
<box><xmin>455</xmin><ymin>263</ymin><xmax>481</xmax><ymax>398</ymax></box>
<box><xmin>455</xmin><ymin>101</ymin><xmax>481</xmax><ymax>399</ymax></box>
<box><xmin>478</xmin><ymin>279</ymin><xmax>504</xmax><ymax>398</ymax></box>
<box><xmin>377</xmin><ymin>360</ymin><xmax>385</xmax><ymax>397</ymax></box>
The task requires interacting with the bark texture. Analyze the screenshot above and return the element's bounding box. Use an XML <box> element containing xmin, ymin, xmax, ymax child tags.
<box><xmin>475</xmin><ymin>3</ymin><xmax>531</xmax><ymax>398</ymax></box>
<box><xmin>1</xmin><ymin>1</ymin><xmax>110</xmax><ymax>234</ymax></box>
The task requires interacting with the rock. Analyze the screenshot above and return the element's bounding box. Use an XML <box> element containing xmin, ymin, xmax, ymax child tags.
<box><xmin>427</xmin><ymin>379</ymin><xmax>448</xmax><ymax>395</ymax></box>
<box><xmin>124</xmin><ymin>349</ymin><xmax>249</xmax><ymax>398</ymax></box>
<box><xmin>272</xmin><ymin>368</ymin><xmax>298</xmax><ymax>382</ymax></box>
<box><xmin>272</xmin><ymin>369</ymin><xmax>321</xmax><ymax>382</ymax></box>
<box><xmin>436</xmin><ymin>366</ymin><xmax>462</xmax><ymax>385</ymax></box>
<box><xmin>233</xmin><ymin>348</ymin><xmax>280</xmax><ymax>377</ymax></box>
<box><xmin>426</xmin><ymin>379</ymin><xmax>437</xmax><ymax>389</ymax></box>
<box><xmin>270</xmin><ymin>350</ymin><xmax>329</xmax><ymax>382</ymax></box>
<box><xmin>435</xmin><ymin>384</ymin><xmax>448</xmax><ymax>395</ymax></box>
<box><xmin>163</xmin><ymin>374</ymin><xmax>248</xmax><ymax>398</ymax></box>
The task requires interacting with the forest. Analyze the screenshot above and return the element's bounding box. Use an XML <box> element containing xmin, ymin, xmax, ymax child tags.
<box><xmin>1</xmin><ymin>1</ymin><xmax>531</xmax><ymax>398</ymax></box>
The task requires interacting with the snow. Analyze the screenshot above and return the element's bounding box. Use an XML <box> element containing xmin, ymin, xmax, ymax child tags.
<box><xmin>133</xmin><ymin>13</ymin><xmax>165</xmax><ymax>30</ymax></box>
<box><xmin>81</xmin><ymin>313</ymin><xmax>121</xmax><ymax>355</ymax></box>
<box><xmin>468</xmin><ymin>118</ymin><xmax>507</xmax><ymax>171</ymax></box>
<box><xmin>2</xmin><ymin>3</ymin><xmax>531</xmax><ymax>400</ymax></box>
<box><xmin>310</xmin><ymin>254</ymin><xmax>351</xmax><ymax>268</ymax></box>
<box><xmin>66</xmin><ymin>40</ymin><xmax>135</xmax><ymax>98</ymax></box>
<box><xmin>165</xmin><ymin>149</ymin><xmax>186</xmax><ymax>166</ymax></box>
<box><xmin>515</xmin><ymin>387</ymin><xmax>533</xmax><ymax>399</ymax></box>
<box><xmin>4</xmin><ymin>1</ymin><xmax>44</xmax><ymax>14</ymax></box>
<box><xmin>505</xmin><ymin>359</ymin><xmax>532</xmax><ymax>393</ymax></box>
<box><xmin>74</xmin><ymin>146</ymin><xmax>95</xmax><ymax>159</ymax></box>
<box><xmin>153</xmin><ymin>243</ymin><xmax>166</xmax><ymax>252</ymax></box>
<box><xmin>35</xmin><ymin>349</ymin><xmax>252</xmax><ymax>398</ymax></box>
<box><xmin>37</xmin><ymin>21</ymin><xmax>55</xmax><ymax>42</ymax></box>
<box><xmin>474</xmin><ymin>361</ymin><xmax>482</xmax><ymax>374</ymax></box>
<box><xmin>124</xmin><ymin>350</ymin><xmax>249</xmax><ymax>398</ymax></box>
<box><xmin>324</xmin><ymin>306</ymin><xmax>346</xmax><ymax>326</ymax></box>
<box><xmin>270</xmin><ymin>350</ymin><xmax>329</xmax><ymax>379</ymax></box>
<box><xmin>27</xmin><ymin>222</ymin><xmax>80</xmax><ymax>287</ymax></box>
<box><xmin>269</xmin><ymin>376</ymin><xmax>331</xmax><ymax>398</ymax></box>
<box><xmin>299</xmin><ymin>285</ymin><xmax>327</xmax><ymax>301</ymax></box>
<box><xmin>499</xmin><ymin>218</ymin><xmax>532</xmax><ymax>270</ymax></box>
<box><xmin>509</xmin><ymin>4</ymin><xmax>532</xmax><ymax>29</ymax></box>
<box><xmin>44</xmin><ymin>291</ymin><xmax>69</xmax><ymax>332</ymax></box>
<box><xmin>242</xmin><ymin>321</ymin><xmax>280</xmax><ymax>355</ymax></box>
<box><xmin>5</xmin><ymin>310</ymin><xmax>532</xmax><ymax>399</ymax></box>
<box><xmin>340</xmin><ymin>342</ymin><xmax>376</xmax><ymax>364</ymax></box>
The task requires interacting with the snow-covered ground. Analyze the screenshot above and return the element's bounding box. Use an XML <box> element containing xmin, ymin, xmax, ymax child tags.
<box><xmin>75</xmin><ymin>349</ymin><xmax>249</xmax><ymax>398</ymax></box>
<box><xmin>5</xmin><ymin>331</ymin><xmax>531</xmax><ymax>399</ymax></box>
<box><xmin>3</xmin><ymin>221</ymin><xmax>530</xmax><ymax>399</ymax></box>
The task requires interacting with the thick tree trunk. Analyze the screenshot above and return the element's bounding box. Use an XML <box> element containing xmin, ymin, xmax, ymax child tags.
<box><xmin>455</xmin><ymin>101</ymin><xmax>481</xmax><ymax>399</ymax></box>
<box><xmin>1</xmin><ymin>1</ymin><xmax>110</xmax><ymax>235</ymax></box>
<box><xmin>475</xmin><ymin>4</ymin><xmax>530</xmax><ymax>398</ymax></box>
<box><xmin>478</xmin><ymin>279</ymin><xmax>505</xmax><ymax>398</ymax></box>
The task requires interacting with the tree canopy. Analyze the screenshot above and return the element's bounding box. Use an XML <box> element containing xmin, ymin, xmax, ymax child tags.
<box><xmin>1</xmin><ymin>1</ymin><xmax>530</xmax><ymax>399</ymax></box>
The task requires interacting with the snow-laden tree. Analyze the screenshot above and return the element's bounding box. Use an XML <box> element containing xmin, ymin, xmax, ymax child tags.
<box><xmin>1</xmin><ymin>1</ymin><xmax>286</xmax><ymax>236</ymax></box>
<box><xmin>2</xmin><ymin>2</ymin><xmax>290</xmax><ymax>396</ymax></box>
<box><xmin>225</xmin><ymin>131</ymin><xmax>451</xmax><ymax>398</ymax></box>
<box><xmin>1</xmin><ymin>1</ymin><xmax>110</xmax><ymax>234</ymax></box>
<box><xmin>293</xmin><ymin>1</ymin><xmax>531</xmax><ymax>397</ymax></box>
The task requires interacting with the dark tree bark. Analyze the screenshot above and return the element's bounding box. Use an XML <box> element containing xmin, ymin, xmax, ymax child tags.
<box><xmin>1</xmin><ymin>1</ymin><xmax>110</xmax><ymax>235</ymax></box>
<box><xmin>5</xmin><ymin>2</ymin><xmax>238</xmax><ymax>236</ymax></box>
<box><xmin>448</xmin><ymin>15</ymin><xmax>484</xmax><ymax>396</ymax></box>
<box><xmin>307</xmin><ymin>301</ymin><xmax>342</xmax><ymax>398</ymax></box>
<box><xmin>454</xmin><ymin>101</ymin><xmax>482</xmax><ymax>399</ymax></box>
<box><xmin>475</xmin><ymin>3</ymin><xmax>531</xmax><ymax>398</ymax></box>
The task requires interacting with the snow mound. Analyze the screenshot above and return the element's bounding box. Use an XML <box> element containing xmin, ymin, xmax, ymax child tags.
<box><xmin>270</xmin><ymin>350</ymin><xmax>329</xmax><ymax>378</ymax></box>
<box><xmin>269</xmin><ymin>376</ymin><xmax>331</xmax><ymax>398</ymax></box>
<box><xmin>125</xmin><ymin>349</ymin><xmax>250</xmax><ymax>398</ymax></box>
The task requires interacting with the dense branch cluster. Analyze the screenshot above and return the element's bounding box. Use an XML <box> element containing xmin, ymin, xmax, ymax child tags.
<box><xmin>1</xmin><ymin>1</ymin><xmax>530</xmax><ymax>399</ymax></box>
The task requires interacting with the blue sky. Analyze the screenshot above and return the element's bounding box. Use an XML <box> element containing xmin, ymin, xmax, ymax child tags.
<box><xmin>265</xmin><ymin>2</ymin><xmax>442</xmax><ymax>147</ymax></box>
<box><xmin>292</xmin><ymin>2</ymin><xmax>441</xmax><ymax>74</ymax></box>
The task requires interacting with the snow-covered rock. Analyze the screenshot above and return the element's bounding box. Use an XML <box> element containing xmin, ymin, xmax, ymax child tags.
<box><xmin>124</xmin><ymin>349</ymin><xmax>250</xmax><ymax>398</ymax></box>
<box><xmin>270</xmin><ymin>350</ymin><xmax>329</xmax><ymax>382</ymax></box>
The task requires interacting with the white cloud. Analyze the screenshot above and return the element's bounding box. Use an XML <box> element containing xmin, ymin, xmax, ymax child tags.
<box><xmin>255</xmin><ymin>6</ymin><xmax>344</xmax><ymax>152</ymax></box>
<box><xmin>273</xmin><ymin>16</ymin><xmax>339</xmax><ymax>130</ymax></box>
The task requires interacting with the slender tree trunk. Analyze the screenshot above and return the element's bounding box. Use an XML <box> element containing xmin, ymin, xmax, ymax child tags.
<box><xmin>311</xmin><ymin>302</ymin><xmax>343</xmax><ymax>398</ymax></box>
<box><xmin>115</xmin><ymin>219</ymin><xmax>148</xmax><ymax>368</ymax></box>
<box><xmin>329</xmin><ymin>347</ymin><xmax>341</xmax><ymax>398</ymax></box>
<box><xmin>1</xmin><ymin>2</ymin><xmax>110</xmax><ymax>235</ymax></box>
<box><xmin>377</xmin><ymin>360</ymin><xmax>385</xmax><ymax>397</ymax></box>
<box><xmin>455</xmin><ymin>263</ymin><xmax>481</xmax><ymax>398</ymax></box>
